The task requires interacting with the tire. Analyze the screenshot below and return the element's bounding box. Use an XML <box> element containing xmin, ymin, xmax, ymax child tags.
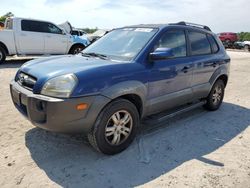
<box><xmin>69</xmin><ymin>44</ymin><xmax>85</xmax><ymax>54</ymax></box>
<box><xmin>88</xmin><ymin>99</ymin><xmax>139</xmax><ymax>155</ymax></box>
<box><xmin>244</xmin><ymin>45</ymin><xmax>250</xmax><ymax>52</ymax></box>
<box><xmin>204</xmin><ymin>79</ymin><xmax>225</xmax><ymax>111</ymax></box>
<box><xmin>0</xmin><ymin>46</ymin><xmax>6</xmax><ymax>64</ymax></box>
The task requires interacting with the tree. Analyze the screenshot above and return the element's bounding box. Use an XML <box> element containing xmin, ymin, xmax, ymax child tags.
<box><xmin>0</xmin><ymin>12</ymin><xmax>14</xmax><ymax>23</ymax></box>
<box><xmin>238</xmin><ymin>32</ymin><xmax>250</xmax><ymax>41</ymax></box>
<box><xmin>81</xmin><ymin>27</ymin><xmax>98</xmax><ymax>34</ymax></box>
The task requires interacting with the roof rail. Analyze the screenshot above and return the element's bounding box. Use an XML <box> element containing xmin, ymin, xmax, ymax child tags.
<box><xmin>171</xmin><ymin>21</ymin><xmax>212</xmax><ymax>31</ymax></box>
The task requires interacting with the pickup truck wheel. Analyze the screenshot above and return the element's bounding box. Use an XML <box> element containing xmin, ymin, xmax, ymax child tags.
<box><xmin>204</xmin><ymin>79</ymin><xmax>225</xmax><ymax>111</ymax></box>
<box><xmin>0</xmin><ymin>46</ymin><xmax>6</xmax><ymax>64</ymax></box>
<box><xmin>69</xmin><ymin>45</ymin><xmax>85</xmax><ymax>54</ymax></box>
<box><xmin>88</xmin><ymin>99</ymin><xmax>139</xmax><ymax>155</ymax></box>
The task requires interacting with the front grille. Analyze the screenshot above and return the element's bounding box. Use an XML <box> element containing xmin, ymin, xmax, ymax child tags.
<box><xmin>17</xmin><ymin>72</ymin><xmax>37</xmax><ymax>91</ymax></box>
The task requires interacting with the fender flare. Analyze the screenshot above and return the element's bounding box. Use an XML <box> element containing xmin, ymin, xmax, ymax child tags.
<box><xmin>209</xmin><ymin>65</ymin><xmax>228</xmax><ymax>90</ymax></box>
<box><xmin>101</xmin><ymin>81</ymin><xmax>147</xmax><ymax>115</ymax></box>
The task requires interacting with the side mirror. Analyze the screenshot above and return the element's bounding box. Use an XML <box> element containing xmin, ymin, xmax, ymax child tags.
<box><xmin>149</xmin><ymin>48</ymin><xmax>174</xmax><ymax>61</ymax></box>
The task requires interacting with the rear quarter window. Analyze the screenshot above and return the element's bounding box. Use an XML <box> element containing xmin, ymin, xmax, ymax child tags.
<box><xmin>189</xmin><ymin>31</ymin><xmax>211</xmax><ymax>56</ymax></box>
<box><xmin>207</xmin><ymin>34</ymin><xmax>219</xmax><ymax>53</ymax></box>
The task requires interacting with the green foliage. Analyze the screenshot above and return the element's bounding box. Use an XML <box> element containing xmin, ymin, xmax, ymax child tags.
<box><xmin>0</xmin><ymin>12</ymin><xmax>14</xmax><ymax>23</ymax></box>
<box><xmin>81</xmin><ymin>27</ymin><xmax>98</xmax><ymax>34</ymax></box>
<box><xmin>238</xmin><ymin>32</ymin><xmax>250</xmax><ymax>41</ymax></box>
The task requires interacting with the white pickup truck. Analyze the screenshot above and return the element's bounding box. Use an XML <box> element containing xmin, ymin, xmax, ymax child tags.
<box><xmin>0</xmin><ymin>17</ymin><xmax>88</xmax><ymax>63</ymax></box>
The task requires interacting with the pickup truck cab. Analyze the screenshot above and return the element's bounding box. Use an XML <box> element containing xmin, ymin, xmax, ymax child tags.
<box><xmin>10</xmin><ymin>22</ymin><xmax>230</xmax><ymax>154</ymax></box>
<box><xmin>0</xmin><ymin>17</ymin><xmax>89</xmax><ymax>63</ymax></box>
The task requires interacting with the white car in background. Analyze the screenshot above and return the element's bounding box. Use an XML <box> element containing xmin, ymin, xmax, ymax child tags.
<box><xmin>243</xmin><ymin>41</ymin><xmax>250</xmax><ymax>51</ymax></box>
<box><xmin>0</xmin><ymin>17</ymin><xmax>89</xmax><ymax>63</ymax></box>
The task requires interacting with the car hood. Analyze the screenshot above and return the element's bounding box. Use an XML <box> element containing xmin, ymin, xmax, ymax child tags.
<box><xmin>17</xmin><ymin>55</ymin><xmax>145</xmax><ymax>96</ymax></box>
<box><xmin>58</xmin><ymin>21</ymin><xmax>72</xmax><ymax>34</ymax></box>
<box><xmin>20</xmin><ymin>55</ymin><xmax>119</xmax><ymax>81</ymax></box>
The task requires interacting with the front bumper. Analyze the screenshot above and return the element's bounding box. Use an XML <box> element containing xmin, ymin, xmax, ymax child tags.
<box><xmin>10</xmin><ymin>80</ymin><xmax>111</xmax><ymax>133</ymax></box>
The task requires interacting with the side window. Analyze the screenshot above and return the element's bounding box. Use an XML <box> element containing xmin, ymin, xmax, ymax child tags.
<box><xmin>207</xmin><ymin>34</ymin><xmax>219</xmax><ymax>53</ymax></box>
<box><xmin>189</xmin><ymin>31</ymin><xmax>211</xmax><ymax>55</ymax></box>
<box><xmin>21</xmin><ymin>20</ymin><xmax>43</xmax><ymax>32</ymax></box>
<box><xmin>44</xmin><ymin>23</ymin><xmax>62</xmax><ymax>34</ymax></box>
<box><xmin>155</xmin><ymin>30</ymin><xmax>187</xmax><ymax>58</ymax></box>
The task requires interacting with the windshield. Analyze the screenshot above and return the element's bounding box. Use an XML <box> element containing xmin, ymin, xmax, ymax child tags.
<box><xmin>83</xmin><ymin>28</ymin><xmax>158</xmax><ymax>61</ymax></box>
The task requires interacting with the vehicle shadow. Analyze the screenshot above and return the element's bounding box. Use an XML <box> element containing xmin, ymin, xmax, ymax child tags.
<box><xmin>25</xmin><ymin>102</ymin><xmax>250</xmax><ymax>188</ymax></box>
<box><xmin>0</xmin><ymin>59</ymin><xmax>31</xmax><ymax>69</ymax></box>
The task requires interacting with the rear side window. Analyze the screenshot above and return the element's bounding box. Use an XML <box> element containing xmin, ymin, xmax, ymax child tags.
<box><xmin>155</xmin><ymin>30</ymin><xmax>187</xmax><ymax>58</ymax></box>
<box><xmin>21</xmin><ymin>20</ymin><xmax>44</xmax><ymax>32</ymax></box>
<box><xmin>189</xmin><ymin>31</ymin><xmax>211</xmax><ymax>55</ymax></box>
<box><xmin>207</xmin><ymin>35</ymin><xmax>219</xmax><ymax>53</ymax></box>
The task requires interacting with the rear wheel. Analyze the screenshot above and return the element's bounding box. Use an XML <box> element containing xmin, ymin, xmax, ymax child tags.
<box><xmin>204</xmin><ymin>79</ymin><xmax>225</xmax><ymax>111</ymax></box>
<box><xmin>88</xmin><ymin>99</ymin><xmax>139</xmax><ymax>155</ymax></box>
<box><xmin>0</xmin><ymin>46</ymin><xmax>6</xmax><ymax>64</ymax></box>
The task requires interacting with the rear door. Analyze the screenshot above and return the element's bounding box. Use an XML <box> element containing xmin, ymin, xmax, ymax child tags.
<box><xmin>147</xmin><ymin>29</ymin><xmax>194</xmax><ymax>114</ymax></box>
<box><xmin>16</xmin><ymin>20</ymin><xmax>45</xmax><ymax>54</ymax></box>
<box><xmin>188</xmin><ymin>30</ymin><xmax>220</xmax><ymax>99</ymax></box>
<box><xmin>43</xmin><ymin>22</ymin><xmax>69</xmax><ymax>54</ymax></box>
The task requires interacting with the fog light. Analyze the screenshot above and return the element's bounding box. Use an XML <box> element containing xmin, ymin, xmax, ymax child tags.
<box><xmin>76</xmin><ymin>103</ymin><xmax>88</xmax><ymax>110</ymax></box>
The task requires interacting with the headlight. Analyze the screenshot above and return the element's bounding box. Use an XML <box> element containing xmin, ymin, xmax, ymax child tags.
<box><xmin>41</xmin><ymin>74</ymin><xmax>78</xmax><ymax>98</ymax></box>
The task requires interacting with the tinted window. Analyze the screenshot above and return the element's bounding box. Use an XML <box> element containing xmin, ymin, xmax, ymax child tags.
<box><xmin>155</xmin><ymin>30</ymin><xmax>187</xmax><ymax>57</ymax></box>
<box><xmin>207</xmin><ymin>35</ymin><xmax>219</xmax><ymax>53</ymax></box>
<box><xmin>21</xmin><ymin>20</ymin><xmax>43</xmax><ymax>32</ymax></box>
<box><xmin>189</xmin><ymin>31</ymin><xmax>211</xmax><ymax>55</ymax></box>
<box><xmin>21</xmin><ymin>20</ymin><xmax>62</xmax><ymax>34</ymax></box>
<box><xmin>45</xmin><ymin>23</ymin><xmax>62</xmax><ymax>34</ymax></box>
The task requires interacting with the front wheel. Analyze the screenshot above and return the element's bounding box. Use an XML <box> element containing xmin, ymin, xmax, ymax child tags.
<box><xmin>0</xmin><ymin>46</ymin><xmax>6</xmax><ymax>64</ymax></box>
<box><xmin>88</xmin><ymin>99</ymin><xmax>139</xmax><ymax>155</ymax></box>
<box><xmin>204</xmin><ymin>79</ymin><xmax>225</xmax><ymax>111</ymax></box>
<box><xmin>69</xmin><ymin>45</ymin><xmax>85</xmax><ymax>54</ymax></box>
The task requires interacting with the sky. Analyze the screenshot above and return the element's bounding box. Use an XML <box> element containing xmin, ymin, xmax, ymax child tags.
<box><xmin>0</xmin><ymin>0</ymin><xmax>249</xmax><ymax>33</ymax></box>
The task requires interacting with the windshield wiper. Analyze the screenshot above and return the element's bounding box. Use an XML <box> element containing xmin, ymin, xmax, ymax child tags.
<box><xmin>81</xmin><ymin>52</ymin><xmax>109</xmax><ymax>60</ymax></box>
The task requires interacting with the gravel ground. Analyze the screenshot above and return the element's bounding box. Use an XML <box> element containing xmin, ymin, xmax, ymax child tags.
<box><xmin>0</xmin><ymin>51</ymin><xmax>250</xmax><ymax>188</ymax></box>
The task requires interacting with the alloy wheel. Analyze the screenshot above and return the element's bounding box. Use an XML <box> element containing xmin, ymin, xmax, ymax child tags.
<box><xmin>212</xmin><ymin>85</ymin><xmax>222</xmax><ymax>105</ymax></box>
<box><xmin>105</xmin><ymin>110</ymin><xmax>133</xmax><ymax>146</ymax></box>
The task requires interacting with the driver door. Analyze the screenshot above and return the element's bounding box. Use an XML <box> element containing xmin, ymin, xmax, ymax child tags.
<box><xmin>43</xmin><ymin>22</ymin><xmax>69</xmax><ymax>54</ymax></box>
<box><xmin>147</xmin><ymin>30</ymin><xmax>194</xmax><ymax>114</ymax></box>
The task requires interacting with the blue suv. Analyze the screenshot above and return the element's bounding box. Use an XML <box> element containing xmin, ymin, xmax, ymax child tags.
<box><xmin>10</xmin><ymin>22</ymin><xmax>230</xmax><ymax>154</ymax></box>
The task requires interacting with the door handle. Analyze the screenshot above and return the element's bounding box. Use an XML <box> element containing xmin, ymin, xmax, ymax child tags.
<box><xmin>181</xmin><ymin>66</ymin><xmax>189</xmax><ymax>73</ymax></box>
<box><xmin>46</xmin><ymin>35</ymin><xmax>52</xmax><ymax>38</ymax></box>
